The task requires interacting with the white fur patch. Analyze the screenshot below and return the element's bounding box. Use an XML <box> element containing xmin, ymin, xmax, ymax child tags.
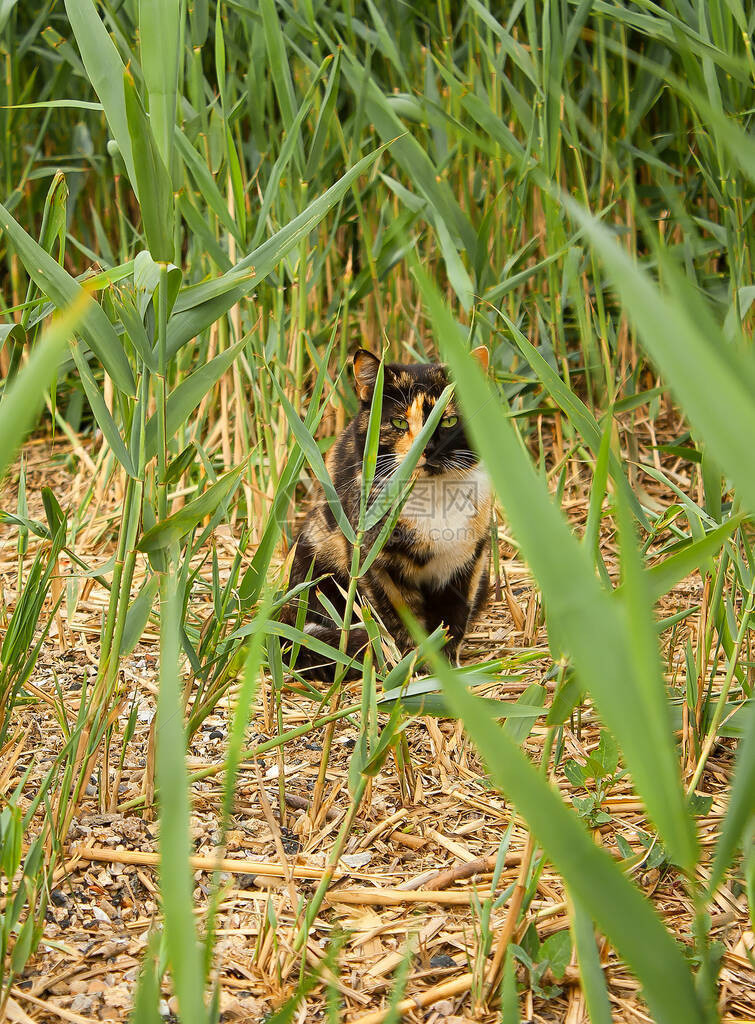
<box><xmin>304</xmin><ymin>622</ymin><xmax>327</xmax><ymax>635</ymax></box>
<box><xmin>399</xmin><ymin>466</ymin><xmax>491</xmax><ymax>587</ymax></box>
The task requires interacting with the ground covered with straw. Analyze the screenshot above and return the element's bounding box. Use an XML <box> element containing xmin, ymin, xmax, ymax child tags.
<box><xmin>3</xmin><ymin>421</ymin><xmax>752</xmax><ymax>1024</ymax></box>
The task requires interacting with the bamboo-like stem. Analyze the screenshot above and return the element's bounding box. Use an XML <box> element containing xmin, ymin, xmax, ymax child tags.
<box><xmin>293</xmin><ymin>181</ymin><xmax>308</xmax><ymax>415</ymax></box>
<box><xmin>310</xmin><ymin>541</ymin><xmax>362</xmax><ymax>820</ymax></box>
<box><xmin>156</xmin><ymin>263</ymin><xmax>169</xmax><ymax>522</ymax></box>
<box><xmin>687</xmin><ymin>579</ymin><xmax>755</xmax><ymax>795</ymax></box>
<box><xmin>99</xmin><ymin>474</ymin><xmax>135</xmax><ymax>669</ymax></box>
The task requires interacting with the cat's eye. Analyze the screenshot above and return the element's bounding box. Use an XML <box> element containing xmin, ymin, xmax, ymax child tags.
<box><xmin>391</xmin><ymin>417</ymin><xmax>409</xmax><ymax>431</ymax></box>
<box><xmin>441</xmin><ymin>415</ymin><xmax>459</xmax><ymax>428</ymax></box>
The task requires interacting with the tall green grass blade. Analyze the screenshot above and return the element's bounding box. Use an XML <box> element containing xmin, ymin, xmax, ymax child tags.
<box><xmin>363</xmin><ymin>383</ymin><xmax>453</xmax><ymax>531</ymax></box>
<box><xmin>123</xmin><ymin>69</ymin><xmax>174</xmax><ymax>262</ymax></box>
<box><xmin>30</xmin><ymin>169</ymin><xmax>67</xmax><ymax>279</ymax></box>
<box><xmin>360</xmin><ymin>358</ymin><xmax>385</xmax><ymax>511</ymax></box>
<box><xmin>644</xmin><ymin>515</ymin><xmax>746</xmax><ymax>602</ymax></box>
<box><xmin>63</xmin><ymin>0</ymin><xmax>136</xmax><ymax>186</ymax></box>
<box><xmin>175</xmin><ymin>127</ymin><xmax>240</xmax><ymax>243</ymax></box>
<box><xmin>500</xmin><ymin>947</ymin><xmax>521</xmax><ymax>1023</ymax></box>
<box><xmin>138</xmin><ymin>0</ymin><xmax>180</xmax><ymax>180</ymax></box>
<box><xmin>414</xmin><ymin>262</ymin><xmax>698</xmax><ymax>871</ymax></box>
<box><xmin>583</xmin><ymin>417</ymin><xmax>612</xmax><ymax>581</ymax></box>
<box><xmin>113</xmin><ymin>291</ymin><xmax>157</xmax><ymax>372</ymax></box>
<box><xmin>214</xmin><ymin>8</ymin><xmax>246</xmax><ymax>242</ymax></box>
<box><xmin>571</xmin><ymin>898</ymin><xmax>613</xmax><ymax>1024</ymax></box>
<box><xmin>339</xmin><ymin>50</ymin><xmax>475</xmax><ymax>252</ymax></box>
<box><xmin>501</xmin><ymin>682</ymin><xmax>546</xmax><ymax>744</ymax></box>
<box><xmin>232</xmin><ymin>620</ymin><xmax>361</xmax><ymax>672</ymax></box>
<box><xmin>177</xmin><ymin>192</ymin><xmax>232</xmax><ymax>272</ymax></box>
<box><xmin>502</xmin><ymin>311</ymin><xmax>645</xmax><ymax>524</ymax></box>
<box><xmin>0</xmin><ymin>323</ymin><xmax>24</xmax><ymax>363</ymax></box>
<box><xmin>156</xmin><ymin>575</ymin><xmax>204</xmax><ymax>1022</ymax></box>
<box><xmin>220</xmin><ymin>596</ymin><xmax>270</xmax><ymax>824</ymax></box>
<box><xmin>435</xmin><ymin>666</ymin><xmax>706</xmax><ymax>1024</ymax></box>
<box><xmin>305</xmin><ymin>51</ymin><xmax>341</xmax><ymax>181</ymax></box>
<box><xmin>565</xmin><ymin>199</ymin><xmax>755</xmax><ymax>517</ymax></box>
<box><xmin>0</xmin><ymin>303</ymin><xmax>82</xmax><ymax>481</ymax></box>
<box><xmin>709</xmin><ymin>696</ymin><xmax>755</xmax><ymax>893</ymax></box>
<box><xmin>138</xmin><ymin>463</ymin><xmax>246</xmax><ymax>554</ymax></box>
<box><xmin>121</xmin><ymin>575</ymin><xmax>159</xmax><ymax>658</ymax></box>
<box><xmin>260</xmin><ymin>0</ymin><xmax>299</xmax><ymax>163</ymax></box>
<box><xmin>129</xmin><ymin>930</ymin><xmax>162</xmax><ymax>1024</ymax></box>
<box><xmin>167</xmin><ymin>147</ymin><xmax>385</xmax><ymax>356</ymax></box>
<box><xmin>272</xmin><ymin>378</ymin><xmax>357</xmax><ymax>545</ymax></box>
<box><xmin>133</xmin><ymin>251</ymin><xmax>182</xmax><ymax>319</ymax></box>
<box><xmin>250</xmin><ymin>66</ymin><xmax>326</xmax><ymax>249</ymax></box>
<box><xmin>69</xmin><ymin>340</ymin><xmax>137</xmax><ymax>477</ymax></box>
<box><xmin>237</xmin><ymin>329</ymin><xmax>337</xmax><ymax>607</ymax></box>
<box><xmin>143</xmin><ymin>339</ymin><xmax>247</xmax><ymax>459</ymax></box>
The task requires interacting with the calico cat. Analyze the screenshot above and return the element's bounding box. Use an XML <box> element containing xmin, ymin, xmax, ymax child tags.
<box><xmin>281</xmin><ymin>347</ymin><xmax>492</xmax><ymax>679</ymax></box>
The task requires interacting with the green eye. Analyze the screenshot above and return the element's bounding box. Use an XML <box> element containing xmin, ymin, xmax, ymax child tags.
<box><xmin>391</xmin><ymin>417</ymin><xmax>409</xmax><ymax>431</ymax></box>
<box><xmin>441</xmin><ymin>415</ymin><xmax>459</xmax><ymax>428</ymax></box>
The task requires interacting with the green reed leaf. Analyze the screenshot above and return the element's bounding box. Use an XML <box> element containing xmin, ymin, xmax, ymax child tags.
<box><xmin>69</xmin><ymin>340</ymin><xmax>136</xmax><ymax>477</ymax></box>
<box><xmin>0</xmin><ymin>304</ymin><xmax>82</xmax><ymax>482</ymax></box>
<box><xmin>63</xmin><ymin>0</ymin><xmax>136</xmax><ymax>187</ymax></box>
<box><xmin>644</xmin><ymin>515</ymin><xmax>746</xmax><ymax>602</ymax></box>
<box><xmin>138</xmin><ymin>464</ymin><xmax>245</xmax><ymax>554</ymax></box>
<box><xmin>167</xmin><ymin>147</ymin><xmax>385</xmax><ymax>356</ymax></box>
<box><xmin>709</xmin><ymin>696</ymin><xmax>755</xmax><ymax>893</ymax></box>
<box><xmin>502</xmin><ymin>310</ymin><xmax>646</xmax><ymax>525</ymax></box>
<box><xmin>123</xmin><ymin>69</ymin><xmax>174</xmax><ymax>262</ymax></box>
<box><xmin>565</xmin><ymin>198</ymin><xmax>755</xmax><ymax>517</ymax></box>
<box><xmin>271</xmin><ymin>377</ymin><xmax>357</xmax><ymax>545</ymax></box>
<box><xmin>0</xmin><ymin>203</ymin><xmax>135</xmax><ymax>396</ymax></box>
<box><xmin>571</xmin><ymin>897</ymin><xmax>613</xmax><ymax>1024</ymax></box>
<box><xmin>437</xmin><ymin>665</ymin><xmax>705</xmax><ymax>1024</ymax></box>
<box><xmin>138</xmin><ymin>0</ymin><xmax>180</xmax><ymax>181</ymax></box>
<box><xmin>305</xmin><ymin>51</ymin><xmax>341</xmax><ymax>181</ymax></box>
<box><xmin>339</xmin><ymin>49</ymin><xmax>475</xmax><ymax>253</ymax></box>
<box><xmin>260</xmin><ymin>0</ymin><xmax>298</xmax><ymax>150</ymax></box>
<box><xmin>0</xmin><ymin>323</ymin><xmax>24</xmax><ymax>360</ymax></box>
<box><xmin>120</xmin><ymin>574</ymin><xmax>159</xmax><ymax>658</ymax></box>
<box><xmin>143</xmin><ymin>339</ymin><xmax>247</xmax><ymax>460</ymax></box>
<box><xmin>414</xmin><ymin>261</ymin><xmax>698</xmax><ymax>872</ymax></box>
<box><xmin>363</xmin><ymin>383</ymin><xmax>453</xmax><ymax>531</ymax></box>
<box><xmin>156</xmin><ymin>575</ymin><xmax>205</xmax><ymax>1023</ymax></box>
<box><xmin>237</xmin><ymin>328</ymin><xmax>337</xmax><ymax>607</ymax></box>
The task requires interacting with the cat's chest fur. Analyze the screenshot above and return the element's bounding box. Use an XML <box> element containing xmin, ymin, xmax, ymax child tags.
<box><xmin>396</xmin><ymin>466</ymin><xmax>491</xmax><ymax>587</ymax></box>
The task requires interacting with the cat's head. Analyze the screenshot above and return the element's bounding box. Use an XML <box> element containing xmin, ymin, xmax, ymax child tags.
<box><xmin>352</xmin><ymin>348</ymin><xmax>488</xmax><ymax>476</ymax></box>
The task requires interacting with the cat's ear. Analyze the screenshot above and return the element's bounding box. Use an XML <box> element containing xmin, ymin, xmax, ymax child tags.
<box><xmin>470</xmin><ymin>345</ymin><xmax>489</xmax><ymax>373</ymax></box>
<box><xmin>353</xmin><ymin>349</ymin><xmax>381</xmax><ymax>401</ymax></box>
